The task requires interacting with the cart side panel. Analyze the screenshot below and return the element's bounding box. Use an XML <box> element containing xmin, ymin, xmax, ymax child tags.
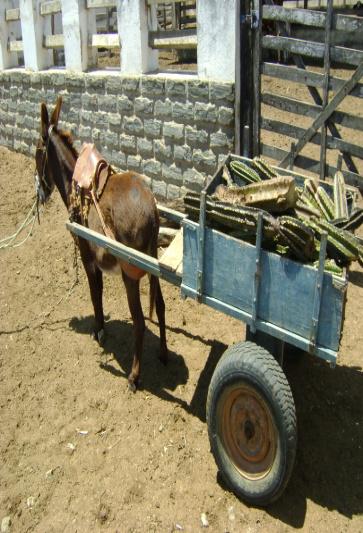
<box><xmin>182</xmin><ymin>220</ymin><xmax>347</xmax><ymax>353</ymax></box>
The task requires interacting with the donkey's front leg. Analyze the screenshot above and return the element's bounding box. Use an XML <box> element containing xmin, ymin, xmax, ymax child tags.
<box><xmin>122</xmin><ymin>272</ymin><xmax>145</xmax><ymax>392</ymax></box>
<box><xmin>83</xmin><ymin>261</ymin><xmax>105</xmax><ymax>345</ymax></box>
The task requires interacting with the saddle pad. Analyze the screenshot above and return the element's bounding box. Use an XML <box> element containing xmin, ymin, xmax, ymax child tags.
<box><xmin>73</xmin><ymin>143</ymin><xmax>104</xmax><ymax>189</ymax></box>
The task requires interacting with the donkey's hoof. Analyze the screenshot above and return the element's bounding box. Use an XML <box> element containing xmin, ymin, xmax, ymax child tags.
<box><xmin>128</xmin><ymin>380</ymin><xmax>137</xmax><ymax>393</ymax></box>
<box><xmin>159</xmin><ymin>350</ymin><xmax>168</xmax><ymax>366</ymax></box>
<box><xmin>92</xmin><ymin>328</ymin><xmax>105</xmax><ymax>346</ymax></box>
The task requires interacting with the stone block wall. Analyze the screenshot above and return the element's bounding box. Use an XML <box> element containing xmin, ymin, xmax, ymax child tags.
<box><xmin>0</xmin><ymin>70</ymin><xmax>235</xmax><ymax>198</ymax></box>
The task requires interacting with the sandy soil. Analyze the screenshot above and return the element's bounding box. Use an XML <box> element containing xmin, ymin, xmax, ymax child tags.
<box><xmin>0</xmin><ymin>141</ymin><xmax>362</xmax><ymax>533</ymax></box>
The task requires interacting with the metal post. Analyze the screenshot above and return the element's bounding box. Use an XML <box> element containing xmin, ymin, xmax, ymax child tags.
<box><xmin>319</xmin><ymin>0</ymin><xmax>333</xmax><ymax>181</ymax></box>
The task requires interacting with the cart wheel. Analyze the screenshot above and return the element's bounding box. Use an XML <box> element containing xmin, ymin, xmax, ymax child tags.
<box><xmin>206</xmin><ymin>341</ymin><xmax>296</xmax><ymax>506</ymax></box>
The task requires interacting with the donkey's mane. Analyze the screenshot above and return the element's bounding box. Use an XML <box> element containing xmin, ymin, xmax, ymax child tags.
<box><xmin>58</xmin><ymin>129</ymin><xmax>79</xmax><ymax>160</ymax></box>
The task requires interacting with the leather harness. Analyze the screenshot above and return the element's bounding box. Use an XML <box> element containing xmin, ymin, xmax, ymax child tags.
<box><xmin>69</xmin><ymin>143</ymin><xmax>115</xmax><ymax>239</ymax></box>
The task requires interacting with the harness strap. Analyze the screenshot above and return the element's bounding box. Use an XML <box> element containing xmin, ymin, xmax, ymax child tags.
<box><xmin>90</xmin><ymin>188</ymin><xmax>115</xmax><ymax>241</ymax></box>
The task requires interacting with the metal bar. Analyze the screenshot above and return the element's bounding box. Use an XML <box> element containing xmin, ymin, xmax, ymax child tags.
<box><xmin>279</xmin><ymin>60</ymin><xmax>363</xmax><ymax>168</ymax></box>
<box><xmin>157</xmin><ymin>204</ymin><xmax>186</xmax><ymax>224</ymax></box>
<box><xmin>319</xmin><ymin>0</ymin><xmax>333</xmax><ymax>182</ymax></box>
<box><xmin>196</xmin><ymin>191</ymin><xmax>207</xmax><ymax>302</ymax></box>
<box><xmin>250</xmin><ymin>212</ymin><xmax>263</xmax><ymax>334</ymax></box>
<box><xmin>252</xmin><ymin>0</ymin><xmax>262</xmax><ymax>157</ymax></box>
<box><xmin>234</xmin><ymin>0</ymin><xmax>242</xmax><ymax>155</ymax></box>
<box><xmin>309</xmin><ymin>232</ymin><xmax>328</xmax><ymax>352</ymax></box>
<box><xmin>66</xmin><ymin>222</ymin><xmax>182</xmax><ymax>286</ymax></box>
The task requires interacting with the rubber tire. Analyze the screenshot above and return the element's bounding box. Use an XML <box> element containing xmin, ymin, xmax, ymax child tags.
<box><xmin>206</xmin><ymin>341</ymin><xmax>297</xmax><ymax>506</ymax></box>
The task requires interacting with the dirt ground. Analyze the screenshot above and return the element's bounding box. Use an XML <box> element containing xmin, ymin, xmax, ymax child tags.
<box><xmin>0</xmin><ymin>138</ymin><xmax>363</xmax><ymax>533</ymax></box>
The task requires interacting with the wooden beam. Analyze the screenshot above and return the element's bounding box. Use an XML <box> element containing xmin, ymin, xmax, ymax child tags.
<box><xmin>86</xmin><ymin>0</ymin><xmax>116</xmax><ymax>8</ymax></box>
<box><xmin>262</xmin><ymin>35</ymin><xmax>363</xmax><ymax>67</ymax></box>
<box><xmin>5</xmin><ymin>8</ymin><xmax>20</xmax><ymax>21</ymax></box>
<box><xmin>261</xmin><ymin>117</ymin><xmax>363</xmax><ymax>160</ymax></box>
<box><xmin>66</xmin><ymin>222</ymin><xmax>182</xmax><ymax>286</ymax></box>
<box><xmin>279</xmin><ymin>60</ymin><xmax>363</xmax><ymax>168</ymax></box>
<box><xmin>261</xmin><ymin>143</ymin><xmax>363</xmax><ymax>191</ymax></box>
<box><xmin>91</xmin><ymin>33</ymin><xmax>120</xmax><ymax>49</ymax></box>
<box><xmin>8</xmin><ymin>41</ymin><xmax>23</xmax><ymax>52</ymax></box>
<box><xmin>149</xmin><ymin>29</ymin><xmax>197</xmax><ymax>50</ymax></box>
<box><xmin>40</xmin><ymin>0</ymin><xmax>61</xmax><ymax>16</ymax></box>
<box><xmin>263</xmin><ymin>5</ymin><xmax>363</xmax><ymax>33</ymax></box>
<box><xmin>262</xmin><ymin>92</ymin><xmax>363</xmax><ymax>132</ymax></box>
<box><xmin>319</xmin><ymin>0</ymin><xmax>333</xmax><ymax>181</ymax></box>
<box><xmin>262</xmin><ymin>63</ymin><xmax>363</xmax><ymax>98</ymax></box>
<box><xmin>44</xmin><ymin>34</ymin><xmax>64</xmax><ymax>48</ymax></box>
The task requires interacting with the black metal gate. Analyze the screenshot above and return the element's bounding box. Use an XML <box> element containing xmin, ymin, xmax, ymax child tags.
<box><xmin>237</xmin><ymin>0</ymin><xmax>363</xmax><ymax>191</ymax></box>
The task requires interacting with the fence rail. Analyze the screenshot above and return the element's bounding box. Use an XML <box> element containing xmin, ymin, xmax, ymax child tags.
<box><xmin>255</xmin><ymin>0</ymin><xmax>363</xmax><ymax>190</ymax></box>
<box><xmin>0</xmin><ymin>0</ymin><xmax>236</xmax><ymax>82</ymax></box>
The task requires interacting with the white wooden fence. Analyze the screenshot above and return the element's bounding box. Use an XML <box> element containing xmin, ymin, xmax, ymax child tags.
<box><xmin>0</xmin><ymin>0</ymin><xmax>237</xmax><ymax>81</ymax></box>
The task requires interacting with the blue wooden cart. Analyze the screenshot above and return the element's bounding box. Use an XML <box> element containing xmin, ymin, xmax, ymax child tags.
<box><xmin>66</xmin><ymin>155</ymin><xmax>354</xmax><ymax>506</ymax></box>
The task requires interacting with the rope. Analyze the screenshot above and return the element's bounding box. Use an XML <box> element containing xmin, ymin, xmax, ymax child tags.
<box><xmin>0</xmin><ymin>199</ymin><xmax>37</xmax><ymax>250</ymax></box>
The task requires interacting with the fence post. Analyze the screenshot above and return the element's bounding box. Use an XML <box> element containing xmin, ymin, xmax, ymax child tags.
<box><xmin>19</xmin><ymin>0</ymin><xmax>53</xmax><ymax>70</ymax></box>
<box><xmin>61</xmin><ymin>0</ymin><xmax>97</xmax><ymax>71</ymax></box>
<box><xmin>197</xmin><ymin>0</ymin><xmax>237</xmax><ymax>81</ymax></box>
<box><xmin>0</xmin><ymin>1</ymin><xmax>18</xmax><ymax>69</ymax></box>
<box><xmin>117</xmin><ymin>0</ymin><xmax>158</xmax><ymax>74</ymax></box>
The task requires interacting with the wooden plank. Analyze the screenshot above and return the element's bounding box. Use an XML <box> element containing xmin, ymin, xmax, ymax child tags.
<box><xmin>279</xmin><ymin>60</ymin><xmax>363</xmax><ymax>167</ymax></box>
<box><xmin>263</xmin><ymin>5</ymin><xmax>363</xmax><ymax>33</ymax></box>
<box><xmin>261</xmin><ymin>117</ymin><xmax>363</xmax><ymax>159</ymax></box>
<box><xmin>91</xmin><ymin>33</ymin><xmax>120</xmax><ymax>49</ymax></box>
<box><xmin>8</xmin><ymin>41</ymin><xmax>23</xmax><ymax>53</ymax></box>
<box><xmin>148</xmin><ymin>0</ymin><xmax>185</xmax><ymax>5</ymax></box>
<box><xmin>5</xmin><ymin>8</ymin><xmax>20</xmax><ymax>21</ymax></box>
<box><xmin>262</xmin><ymin>92</ymin><xmax>363</xmax><ymax>131</ymax></box>
<box><xmin>44</xmin><ymin>34</ymin><xmax>64</xmax><ymax>49</ymax></box>
<box><xmin>262</xmin><ymin>35</ymin><xmax>363</xmax><ymax>67</ymax></box>
<box><xmin>66</xmin><ymin>222</ymin><xmax>182</xmax><ymax>286</ymax></box>
<box><xmin>86</xmin><ymin>0</ymin><xmax>117</xmax><ymax>8</ymax></box>
<box><xmin>149</xmin><ymin>29</ymin><xmax>197</xmax><ymax>50</ymax></box>
<box><xmin>261</xmin><ymin>143</ymin><xmax>363</xmax><ymax>191</ymax></box>
<box><xmin>284</xmin><ymin>0</ymin><xmax>360</xmax><ymax>9</ymax></box>
<box><xmin>182</xmin><ymin>218</ymin><xmax>346</xmax><ymax>356</ymax></box>
<box><xmin>262</xmin><ymin>63</ymin><xmax>363</xmax><ymax>98</ymax></box>
<box><xmin>40</xmin><ymin>0</ymin><xmax>62</xmax><ymax>16</ymax></box>
<box><xmin>159</xmin><ymin>229</ymin><xmax>183</xmax><ymax>272</ymax></box>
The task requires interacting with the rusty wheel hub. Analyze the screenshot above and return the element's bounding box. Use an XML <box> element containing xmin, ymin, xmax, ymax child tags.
<box><xmin>218</xmin><ymin>384</ymin><xmax>278</xmax><ymax>479</ymax></box>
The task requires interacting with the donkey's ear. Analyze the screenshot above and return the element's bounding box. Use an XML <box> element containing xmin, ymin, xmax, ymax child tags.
<box><xmin>50</xmin><ymin>96</ymin><xmax>62</xmax><ymax>127</ymax></box>
<box><xmin>40</xmin><ymin>102</ymin><xmax>49</xmax><ymax>138</ymax></box>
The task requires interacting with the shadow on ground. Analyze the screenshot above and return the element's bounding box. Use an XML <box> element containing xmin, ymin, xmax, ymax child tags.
<box><xmin>69</xmin><ymin>315</ymin><xmax>363</xmax><ymax>528</ymax></box>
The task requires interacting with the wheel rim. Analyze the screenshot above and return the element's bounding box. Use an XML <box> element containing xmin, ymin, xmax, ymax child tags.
<box><xmin>218</xmin><ymin>384</ymin><xmax>278</xmax><ymax>480</ymax></box>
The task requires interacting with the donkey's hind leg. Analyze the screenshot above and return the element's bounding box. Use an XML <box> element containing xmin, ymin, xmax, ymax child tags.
<box><xmin>122</xmin><ymin>271</ymin><xmax>145</xmax><ymax>392</ymax></box>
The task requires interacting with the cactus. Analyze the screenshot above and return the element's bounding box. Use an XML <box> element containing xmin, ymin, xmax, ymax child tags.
<box><xmin>333</xmin><ymin>171</ymin><xmax>349</xmax><ymax>220</ymax></box>
<box><xmin>251</xmin><ymin>157</ymin><xmax>278</xmax><ymax>179</ymax></box>
<box><xmin>315</xmin><ymin>186</ymin><xmax>335</xmax><ymax>221</ymax></box>
<box><xmin>213</xmin><ymin>176</ymin><xmax>298</xmax><ymax>213</ymax></box>
<box><xmin>229</xmin><ymin>160</ymin><xmax>262</xmax><ymax>184</ymax></box>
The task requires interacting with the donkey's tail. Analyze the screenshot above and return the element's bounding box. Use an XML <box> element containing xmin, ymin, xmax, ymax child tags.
<box><xmin>149</xmin><ymin>274</ymin><xmax>158</xmax><ymax>320</ymax></box>
<box><xmin>148</xmin><ymin>220</ymin><xmax>159</xmax><ymax>320</ymax></box>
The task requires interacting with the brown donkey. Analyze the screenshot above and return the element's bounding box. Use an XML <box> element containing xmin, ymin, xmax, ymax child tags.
<box><xmin>35</xmin><ymin>97</ymin><xmax>168</xmax><ymax>391</ymax></box>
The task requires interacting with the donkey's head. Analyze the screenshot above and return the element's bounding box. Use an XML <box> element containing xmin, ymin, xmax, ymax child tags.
<box><xmin>35</xmin><ymin>97</ymin><xmax>77</xmax><ymax>207</ymax></box>
<box><xmin>35</xmin><ymin>97</ymin><xmax>63</xmax><ymax>204</ymax></box>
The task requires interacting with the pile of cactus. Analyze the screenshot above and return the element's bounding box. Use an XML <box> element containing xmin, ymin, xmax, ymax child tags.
<box><xmin>184</xmin><ymin>157</ymin><xmax>363</xmax><ymax>274</ymax></box>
